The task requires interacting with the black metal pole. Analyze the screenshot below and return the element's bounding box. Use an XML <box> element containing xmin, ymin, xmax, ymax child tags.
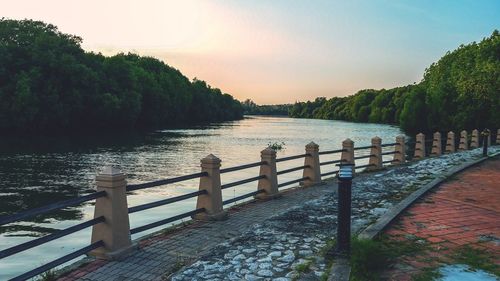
<box><xmin>483</xmin><ymin>130</ymin><xmax>489</xmax><ymax>157</ymax></box>
<box><xmin>336</xmin><ymin>176</ymin><xmax>352</xmax><ymax>255</ymax></box>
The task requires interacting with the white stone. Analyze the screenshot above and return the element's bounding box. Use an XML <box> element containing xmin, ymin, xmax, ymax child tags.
<box><xmin>257</xmin><ymin>269</ymin><xmax>274</xmax><ymax>277</ymax></box>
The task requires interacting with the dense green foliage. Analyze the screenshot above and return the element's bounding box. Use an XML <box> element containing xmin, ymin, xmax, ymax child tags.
<box><xmin>242</xmin><ymin>99</ymin><xmax>291</xmax><ymax>115</ymax></box>
<box><xmin>290</xmin><ymin>31</ymin><xmax>500</xmax><ymax>134</ymax></box>
<box><xmin>0</xmin><ymin>19</ymin><xmax>243</xmax><ymax>135</ymax></box>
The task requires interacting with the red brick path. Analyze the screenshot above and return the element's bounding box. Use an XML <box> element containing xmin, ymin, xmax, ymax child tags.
<box><xmin>382</xmin><ymin>156</ymin><xmax>500</xmax><ymax>280</ymax></box>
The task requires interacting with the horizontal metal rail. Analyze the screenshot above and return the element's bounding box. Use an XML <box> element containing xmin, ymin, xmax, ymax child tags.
<box><xmin>380</xmin><ymin>143</ymin><xmax>398</xmax><ymax>147</ymax></box>
<box><xmin>276</xmin><ymin>153</ymin><xmax>309</xmax><ymax>163</ymax></box>
<box><xmin>353</xmin><ymin>145</ymin><xmax>375</xmax><ymax>150</ymax></box>
<box><xmin>353</xmin><ymin>154</ymin><xmax>374</xmax><ymax>160</ymax></box>
<box><xmin>320</xmin><ymin>159</ymin><xmax>342</xmax><ymax>166</ymax></box>
<box><xmin>128</xmin><ymin>190</ymin><xmax>207</xmax><ymax>214</ymax></box>
<box><xmin>321</xmin><ymin>170</ymin><xmax>339</xmax><ymax>177</ymax></box>
<box><xmin>221</xmin><ymin>175</ymin><xmax>266</xmax><ymax>190</ymax></box>
<box><xmin>130</xmin><ymin>208</ymin><xmax>205</xmax><ymax>235</ymax></box>
<box><xmin>0</xmin><ymin>216</ymin><xmax>105</xmax><ymax>260</ymax></box>
<box><xmin>381</xmin><ymin>151</ymin><xmax>398</xmax><ymax>155</ymax></box>
<box><xmin>277</xmin><ymin>176</ymin><xmax>309</xmax><ymax>188</ymax></box>
<box><xmin>355</xmin><ymin>164</ymin><xmax>375</xmax><ymax>169</ymax></box>
<box><xmin>0</xmin><ymin>191</ymin><xmax>106</xmax><ymax>226</ymax></box>
<box><xmin>222</xmin><ymin>190</ymin><xmax>265</xmax><ymax>205</ymax></box>
<box><xmin>10</xmin><ymin>240</ymin><xmax>104</xmax><ymax>281</ymax></box>
<box><xmin>220</xmin><ymin>161</ymin><xmax>266</xmax><ymax>174</ymax></box>
<box><xmin>382</xmin><ymin>160</ymin><xmax>393</xmax><ymax>164</ymax></box>
<box><xmin>276</xmin><ymin>165</ymin><xmax>309</xmax><ymax>175</ymax></box>
<box><xmin>318</xmin><ymin>149</ymin><xmax>345</xmax><ymax>155</ymax></box>
<box><xmin>126</xmin><ymin>172</ymin><xmax>208</xmax><ymax>192</ymax></box>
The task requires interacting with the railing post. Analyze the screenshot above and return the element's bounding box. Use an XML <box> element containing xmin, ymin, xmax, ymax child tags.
<box><xmin>471</xmin><ymin>129</ymin><xmax>479</xmax><ymax>148</ymax></box>
<box><xmin>90</xmin><ymin>167</ymin><xmax>135</xmax><ymax>259</ymax></box>
<box><xmin>445</xmin><ymin>131</ymin><xmax>455</xmax><ymax>153</ymax></box>
<box><xmin>302</xmin><ymin>142</ymin><xmax>321</xmax><ymax>186</ymax></box>
<box><xmin>497</xmin><ymin>129</ymin><xmax>500</xmax><ymax>145</ymax></box>
<box><xmin>459</xmin><ymin>130</ymin><xmax>468</xmax><ymax>151</ymax></box>
<box><xmin>430</xmin><ymin>132</ymin><xmax>442</xmax><ymax>156</ymax></box>
<box><xmin>367</xmin><ymin>137</ymin><xmax>382</xmax><ymax>170</ymax></box>
<box><xmin>256</xmin><ymin>148</ymin><xmax>279</xmax><ymax>199</ymax></box>
<box><xmin>414</xmin><ymin>133</ymin><xmax>426</xmax><ymax>160</ymax></box>
<box><xmin>193</xmin><ymin>154</ymin><xmax>227</xmax><ymax>220</ymax></box>
<box><xmin>341</xmin><ymin>139</ymin><xmax>355</xmax><ymax>173</ymax></box>
<box><xmin>392</xmin><ymin>135</ymin><xmax>406</xmax><ymax>165</ymax></box>
<box><xmin>484</xmin><ymin>129</ymin><xmax>491</xmax><ymax>147</ymax></box>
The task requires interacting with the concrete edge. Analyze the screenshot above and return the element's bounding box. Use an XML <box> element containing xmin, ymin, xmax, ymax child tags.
<box><xmin>327</xmin><ymin>150</ymin><xmax>499</xmax><ymax>281</ymax></box>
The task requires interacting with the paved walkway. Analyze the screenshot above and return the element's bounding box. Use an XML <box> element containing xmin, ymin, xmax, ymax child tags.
<box><xmin>59</xmin><ymin>184</ymin><xmax>334</xmax><ymax>281</ymax></box>
<box><xmin>57</xmin><ymin>148</ymin><xmax>497</xmax><ymax>281</ymax></box>
<box><xmin>382</xmin><ymin>156</ymin><xmax>500</xmax><ymax>280</ymax></box>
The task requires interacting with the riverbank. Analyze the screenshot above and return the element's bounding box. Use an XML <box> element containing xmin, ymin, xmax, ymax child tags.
<box><xmin>55</xmin><ymin>146</ymin><xmax>499</xmax><ymax>281</ymax></box>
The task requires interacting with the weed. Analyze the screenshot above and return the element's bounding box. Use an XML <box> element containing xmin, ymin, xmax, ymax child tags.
<box><xmin>452</xmin><ymin>245</ymin><xmax>500</xmax><ymax>276</ymax></box>
<box><xmin>295</xmin><ymin>259</ymin><xmax>312</xmax><ymax>273</ymax></box>
<box><xmin>349</xmin><ymin>236</ymin><xmax>427</xmax><ymax>281</ymax></box>
<box><xmin>37</xmin><ymin>270</ymin><xmax>57</xmax><ymax>281</ymax></box>
<box><xmin>411</xmin><ymin>266</ymin><xmax>442</xmax><ymax>281</ymax></box>
<box><xmin>267</xmin><ymin>141</ymin><xmax>286</xmax><ymax>151</ymax></box>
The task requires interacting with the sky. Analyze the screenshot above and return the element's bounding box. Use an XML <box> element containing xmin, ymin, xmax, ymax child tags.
<box><xmin>2</xmin><ymin>0</ymin><xmax>500</xmax><ymax>104</ymax></box>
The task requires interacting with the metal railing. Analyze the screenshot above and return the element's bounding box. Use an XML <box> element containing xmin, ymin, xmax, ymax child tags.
<box><xmin>2</xmin><ymin>130</ymin><xmax>496</xmax><ymax>280</ymax></box>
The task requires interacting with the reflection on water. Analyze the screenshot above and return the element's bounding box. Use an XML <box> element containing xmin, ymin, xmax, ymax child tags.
<box><xmin>0</xmin><ymin>116</ymin><xmax>403</xmax><ymax>279</ymax></box>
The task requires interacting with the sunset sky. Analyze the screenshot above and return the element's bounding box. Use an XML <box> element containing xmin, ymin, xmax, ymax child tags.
<box><xmin>3</xmin><ymin>0</ymin><xmax>500</xmax><ymax>104</ymax></box>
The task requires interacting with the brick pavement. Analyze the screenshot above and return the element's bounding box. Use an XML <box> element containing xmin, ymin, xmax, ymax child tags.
<box><xmin>382</xmin><ymin>156</ymin><xmax>500</xmax><ymax>280</ymax></box>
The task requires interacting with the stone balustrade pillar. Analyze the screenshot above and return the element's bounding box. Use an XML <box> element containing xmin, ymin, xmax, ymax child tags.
<box><xmin>302</xmin><ymin>142</ymin><xmax>321</xmax><ymax>186</ymax></box>
<box><xmin>483</xmin><ymin>129</ymin><xmax>491</xmax><ymax>147</ymax></box>
<box><xmin>459</xmin><ymin>130</ymin><xmax>468</xmax><ymax>151</ymax></box>
<box><xmin>340</xmin><ymin>139</ymin><xmax>355</xmax><ymax>173</ymax></box>
<box><xmin>90</xmin><ymin>167</ymin><xmax>136</xmax><ymax>259</ymax></box>
<box><xmin>367</xmin><ymin>137</ymin><xmax>382</xmax><ymax>171</ymax></box>
<box><xmin>392</xmin><ymin>135</ymin><xmax>406</xmax><ymax>165</ymax></box>
<box><xmin>414</xmin><ymin>133</ymin><xmax>426</xmax><ymax>160</ymax></box>
<box><xmin>445</xmin><ymin>131</ymin><xmax>455</xmax><ymax>153</ymax></box>
<box><xmin>430</xmin><ymin>132</ymin><xmax>442</xmax><ymax>156</ymax></box>
<box><xmin>471</xmin><ymin>129</ymin><xmax>479</xmax><ymax>148</ymax></box>
<box><xmin>497</xmin><ymin>129</ymin><xmax>500</xmax><ymax>145</ymax></box>
<box><xmin>193</xmin><ymin>154</ymin><xmax>227</xmax><ymax>220</ymax></box>
<box><xmin>256</xmin><ymin>148</ymin><xmax>279</xmax><ymax>199</ymax></box>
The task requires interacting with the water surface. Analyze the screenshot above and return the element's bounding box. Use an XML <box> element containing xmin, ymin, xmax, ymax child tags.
<box><xmin>0</xmin><ymin>116</ymin><xmax>403</xmax><ymax>279</ymax></box>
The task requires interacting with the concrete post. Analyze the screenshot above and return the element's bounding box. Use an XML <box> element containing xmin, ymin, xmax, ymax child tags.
<box><xmin>193</xmin><ymin>154</ymin><xmax>227</xmax><ymax>220</ymax></box>
<box><xmin>471</xmin><ymin>129</ymin><xmax>479</xmax><ymax>148</ymax></box>
<box><xmin>485</xmin><ymin>129</ymin><xmax>491</xmax><ymax>147</ymax></box>
<box><xmin>90</xmin><ymin>167</ymin><xmax>135</xmax><ymax>260</ymax></box>
<box><xmin>367</xmin><ymin>137</ymin><xmax>382</xmax><ymax>171</ymax></box>
<box><xmin>430</xmin><ymin>132</ymin><xmax>442</xmax><ymax>156</ymax></box>
<box><xmin>340</xmin><ymin>139</ymin><xmax>355</xmax><ymax>172</ymax></box>
<box><xmin>414</xmin><ymin>133</ymin><xmax>426</xmax><ymax>160</ymax></box>
<box><xmin>256</xmin><ymin>148</ymin><xmax>279</xmax><ymax>199</ymax></box>
<box><xmin>302</xmin><ymin>142</ymin><xmax>321</xmax><ymax>186</ymax></box>
<box><xmin>459</xmin><ymin>130</ymin><xmax>468</xmax><ymax>151</ymax></box>
<box><xmin>445</xmin><ymin>131</ymin><xmax>455</xmax><ymax>153</ymax></box>
<box><xmin>392</xmin><ymin>135</ymin><xmax>406</xmax><ymax>165</ymax></box>
<box><xmin>497</xmin><ymin>129</ymin><xmax>500</xmax><ymax>145</ymax></box>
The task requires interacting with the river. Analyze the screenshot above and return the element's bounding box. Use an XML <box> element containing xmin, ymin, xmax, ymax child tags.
<box><xmin>0</xmin><ymin>116</ymin><xmax>403</xmax><ymax>279</ymax></box>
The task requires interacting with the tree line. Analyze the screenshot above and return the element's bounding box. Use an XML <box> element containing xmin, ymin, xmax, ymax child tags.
<box><xmin>242</xmin><ymin>99</ymin><xmax>291</xmax><ymax>116</ymax></box>
<box><xmin>0</xmin><ymin>19</ymin><xmax>243</xmax><ymax>135</ymax></box>
<box><xmin>289</xmin><ymin>30</ymin><xmax>500</xmax><ymax>135</ymax></box>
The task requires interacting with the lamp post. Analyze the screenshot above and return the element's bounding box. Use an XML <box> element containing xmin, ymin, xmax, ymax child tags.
<box><xmin>336</xmin><ymin>164</ymin><xmax>354</xmax><ymax>256</ymax></box>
